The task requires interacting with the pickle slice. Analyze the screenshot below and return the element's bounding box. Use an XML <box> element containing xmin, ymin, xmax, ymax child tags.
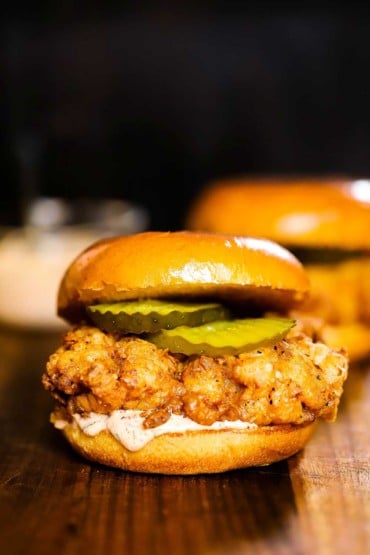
<box><xmin>146</xmin><ymin>317</ymin><xmax>296</xmax><ymax>356</ymax></box>
<box><xmin>86</xmin><ymin>299</ymin><xmax>230</xmax><ymax>334</ymax></box>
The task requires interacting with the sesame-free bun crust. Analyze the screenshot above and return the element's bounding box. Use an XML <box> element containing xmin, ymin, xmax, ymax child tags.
<box><xmin>187</xmin><ymin>181</ymin><xmax>370</xmax><ymax>361</ymax></box>
<box><xmin>187</xmin><ymin>177</ymin><xmax>370</xmax><ymax>249</ymax></box>
<box><xmin>60</xmin><ymin>420</ymin><xmax>316</xmax><ymax>475</ymax></box>
<box><xmin>58</xmin><ymin>231</ymin><xmax>309</xmax><ymax>323</ymax></box>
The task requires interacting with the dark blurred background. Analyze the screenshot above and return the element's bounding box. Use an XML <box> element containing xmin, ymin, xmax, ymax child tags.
<box><xmin>2</xmin><ymin>2</ymin><xmax>370</xmax><ymax>230</ymax></box>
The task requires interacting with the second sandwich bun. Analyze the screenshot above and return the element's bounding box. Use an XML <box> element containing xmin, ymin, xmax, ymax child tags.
<box><xmin>186</xmin><ymin>176</ymin><xmax>370</xmax><ymax>249</ymax></box>
<box><xmin>186</xmin><ymin>177</ymin><xmax>370</xmax><ymax>362</ymax></box>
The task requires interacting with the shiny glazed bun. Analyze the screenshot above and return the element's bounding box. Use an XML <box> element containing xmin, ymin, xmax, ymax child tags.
<box><xmin>58</xmin><ymin>230</ymin><xmax>309</xmax><ymax>323</ymax></box>
<box><xmin>186</xmin><ymin>178</ymin><xmax>370</xmax><ymax>362</ymax></box>
<box><xmin>61</xmin><ymin>420</ymin><xmax>316</xmax><ymax>475</ymax></box>
<box><xmin>186</xmin><ymin>177</ymin><xmax>370</xmax><ymax>249</ymax></box>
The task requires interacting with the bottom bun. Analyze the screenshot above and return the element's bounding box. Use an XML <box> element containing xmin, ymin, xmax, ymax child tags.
<box><xmin>60</xmin><ymin>420</ymin><xmax>317</xmax><ymax>474</ymax></box>
<box><xmin>320</xmin><ymin>322</ymin><xmax>370</xmax><ymax>364</ymax></box>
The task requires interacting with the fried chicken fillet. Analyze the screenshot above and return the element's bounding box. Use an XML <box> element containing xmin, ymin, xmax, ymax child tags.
<box><xmin>43</xmin><ymin>325</ymin><xmax>347</xmax><ymax>430</ymax></box>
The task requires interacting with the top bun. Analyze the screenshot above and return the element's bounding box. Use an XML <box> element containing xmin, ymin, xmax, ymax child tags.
<box><xmin>57</xmin><ymin>230</ymin><xmax>309</xmax><ymax>323</ymax></box>
<box><xmin>186</xmin><ymin>176</ymin><xmax>370</xmax><ymax>250</ymax></box>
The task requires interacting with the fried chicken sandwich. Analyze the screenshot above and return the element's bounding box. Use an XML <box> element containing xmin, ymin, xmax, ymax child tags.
<box><xmin>186</xmin><ymin>177</ymin><xmax>370</xmax><ymax>362</ymax></box>
<box><xmin>42</xmin><ymin>230</ymin><xmax>348</xmax><ymax>474</ymax></box>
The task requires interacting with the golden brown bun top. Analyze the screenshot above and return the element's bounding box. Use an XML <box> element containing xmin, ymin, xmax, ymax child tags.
<box><xmin>186</xmin><ymin>176</ymin><xmax>370</xmax><ymax>249</ymax></box>
<box><xmin>57</xmin><ymin>230</ymin><xmax>309</xmax><ymax>323</ymax></box>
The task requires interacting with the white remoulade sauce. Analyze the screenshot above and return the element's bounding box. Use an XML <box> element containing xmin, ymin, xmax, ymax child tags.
<box><xmin>54</xmin><ymin>410</ymin><xmax>258</xmax><ymax>451</ymax></box>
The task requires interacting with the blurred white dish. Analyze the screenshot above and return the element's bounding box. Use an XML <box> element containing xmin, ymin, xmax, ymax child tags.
<box><xmin>0</xmin><ymin>197</ymin><xmax>149</xmax><ymax>330</ymax></box>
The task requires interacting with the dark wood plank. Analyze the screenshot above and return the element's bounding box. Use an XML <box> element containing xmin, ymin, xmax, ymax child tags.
<box><xmin>288</xmin><ymin>363</ymin><xmax>370</xmax><ymax>554</ymax></box>
<box><xmin>0</xmin><ymin>329</ymin><xmax>369</xmax><ymax>554</ymax></box>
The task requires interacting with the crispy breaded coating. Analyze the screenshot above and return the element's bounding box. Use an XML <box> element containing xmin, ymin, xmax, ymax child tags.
<box><xmin>43</xmin><ymin>325</ymin><xmax>348</xmax><ymax>428</ymax></box>
<box><xmin>182</xmin><ymin>337</ymin><xmax>346</xmax><ymax>425</ymax></box>
<box><xmin>43</xmin><ymin>327</ymin><xmax>185</xmax><ymax>416</ymax></box>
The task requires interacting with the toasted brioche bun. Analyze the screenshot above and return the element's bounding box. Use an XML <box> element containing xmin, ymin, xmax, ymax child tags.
<box><xmin>187</xmin><ymin>179</ymin><xmax>370</xmax><ymax>362</ymax></box>
<box><xmin>59</xmin><ymin>418</ymin><xmax>316</xmax><ymax>475</ymax></box>
<box><xmin>186</xmin><ymin>177</ymin><xmax>370</xmax><ymax>249</ymax></box>
<box><xmin>57</xmin><ymin>230</ymin><xmax>309</xmax><ymax>323</ymax></box>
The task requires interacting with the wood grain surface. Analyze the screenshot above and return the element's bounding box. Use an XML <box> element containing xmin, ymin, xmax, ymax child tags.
<box><xmin>0</xmin><ymin>328</ymin><xmax>369</xmax><ymax>555</ymax></box>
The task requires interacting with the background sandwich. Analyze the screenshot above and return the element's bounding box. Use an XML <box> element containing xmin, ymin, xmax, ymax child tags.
<box><xmin>186</xmin><ymin>177</ymin><xmax>370</xmax><ymax>362</ymax></box>
<box><xmin>42</xmin><ymin>230</ymin><xmax>348</xmax><ymax>474</ymax></box>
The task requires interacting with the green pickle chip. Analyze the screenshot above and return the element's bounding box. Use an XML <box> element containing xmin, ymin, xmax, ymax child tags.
<box><xmin>146</xmin><ymin>317</ymin><xmax>296</xmax><ymax>356</ymax></box>
<box><xmin>87</xmin><ymin>299</ymin><xmax>230</xmax><ymax>334</ymax></box>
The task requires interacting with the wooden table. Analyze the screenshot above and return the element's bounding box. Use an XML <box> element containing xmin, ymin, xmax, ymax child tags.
<box><xmin>0</xmin><ymin>328</ymin><xmax>369</xmax><ymax>555</ymax></box>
